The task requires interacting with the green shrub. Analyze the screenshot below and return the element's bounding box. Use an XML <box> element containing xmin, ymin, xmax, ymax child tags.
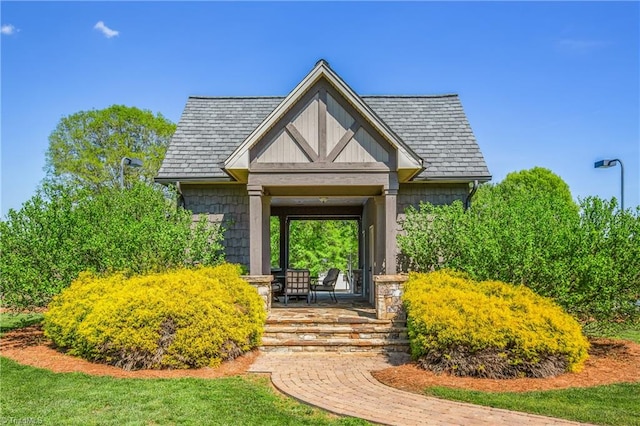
<box><xmin>398</xmin><ymin>168</ymin><xmax>579</xmax><ymax>298</ymax></box>
<box><xmin>0</xmin><ymin>182</ymin><xmax>225</xmax><ymax>309</ymax></box>
<box><xmin>569</xmin><ymin>197</ymin><xmax>640</xmax><ymax>321</ymax></box>
<box><xmin>403</xmin><ymin>270</ymin><xmax>589</xmax><ymax>378</ymax></box>
<box><xmin>398</xmin><ymin>167</ymin><xmax>640</xmax><ymax>323</ymax></box>
<box><xmin>44</xmin><ymin>264</ymin><xmax>266</xmax><ymax>370</ymax></box>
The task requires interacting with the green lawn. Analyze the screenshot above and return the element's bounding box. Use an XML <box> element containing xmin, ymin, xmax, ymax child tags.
<box><xmin>2</xmin><ymin>313</ymin><xmax>638</xmax><ymax>425</ymax></box>
<box><xmin>424</xmin><ymin>384</ymin><xmax>640</xmax><ymax>426</ymax></box>
<box><xmin>0</xmin><ymin>357</ymin><xmax>367</xmax><ymax>425</ymax></box>
<box><xmin>0</xmin><ymin>312</ymin><xmax>44</xmax><ymax>333</ymax></box>
<box><xmin>0</xmin><ymin>313</ymin><xmax>368</xmax><ymax>425</ymax></box>
<box><xmin>613</xmin><ymin>327</ymin><xmax>640</xmax><ymax>344</ymax></box>
<box><xmin>583</xmin><ymin>320</ymin><xmax>640</xmax><ymax>344</ymax></box>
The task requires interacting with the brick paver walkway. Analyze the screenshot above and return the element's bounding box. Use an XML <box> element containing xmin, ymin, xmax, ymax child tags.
<box><xmin>249</xmin><ymin>352</ymin><xmax>588</xmax><ymax>426</ymax></box>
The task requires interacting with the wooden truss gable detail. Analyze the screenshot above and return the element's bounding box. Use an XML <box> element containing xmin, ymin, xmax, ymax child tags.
<box><xmin>251</xmin><ymin>80</ymin><xmax>393</xmax><ymax>168</ymax></box>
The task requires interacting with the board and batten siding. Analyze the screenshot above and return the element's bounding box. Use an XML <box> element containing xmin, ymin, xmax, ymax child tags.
<box><xmin>326</xmin><ymin>92</ymin><xmax>355</xmax><ymax>153</ymax></box>
<box><xmin>181</xmin><ymin>184</ymin><xmax>250</xmax><ymax>267</ymax></box>
<box><xmin>255</xmin><ymin>128</ymin><xmax>311</xmax><ymax>163</ymax></box>
<box><xmin>253</xmin><ymin>89</ymin><xmax>392</xmax><ymax>166</ymax></box>
<box><xmin>335</xmin><ymin>127</ymin><xmax>389</xmax><ymax>163</ymax></box>
<box><xmin>291</xmin><ymin>94</ymin><xmax>319</xmax><ymax>153</ymax></box>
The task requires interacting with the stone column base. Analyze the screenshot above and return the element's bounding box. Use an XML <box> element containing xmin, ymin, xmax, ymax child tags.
<box><xmin>373</xmin><ymin>274</ymin><xmax>408</xmax><ymax>321</ymax></box>
<box><xmin>242</xmin><ymin>275</ymin><xmax>273</xmax><ymax>312</ymax></box>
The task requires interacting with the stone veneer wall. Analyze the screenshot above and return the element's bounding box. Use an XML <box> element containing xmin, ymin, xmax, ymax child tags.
<box><xmin>181</xmin><ymin>184</ymin><xmax>250</xmax><ymax>267</ymax></box>
<box><xmin>373</xmin><ymin>275</ymin><xmax>408</xmax><ymax>321</ymax></box>
<box><xmin>242</xmin><ymin>275</ymin><xmax>272</xmax><ymax>313</ymax></box>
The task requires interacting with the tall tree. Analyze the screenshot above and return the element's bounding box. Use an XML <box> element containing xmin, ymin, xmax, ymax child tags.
<box><xmin>475</xmin><ymin>166</ymin><xmax>578</xmax><ymax>213</ymax></box>
<box><xmin>45</xmin><ymin>105</ymin><xmax>176</xmax><ymax>191</ymax></box>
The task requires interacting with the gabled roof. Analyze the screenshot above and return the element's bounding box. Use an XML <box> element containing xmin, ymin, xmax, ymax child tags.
<box><xmin>224</xmin><ymin>60</ymin><xmax>423</xmax><ymax>181</ymax></box>
<box><xmin>157</xmin><ymin>64</ymin><xmax>491</xmax><ymax>183</ymax></box>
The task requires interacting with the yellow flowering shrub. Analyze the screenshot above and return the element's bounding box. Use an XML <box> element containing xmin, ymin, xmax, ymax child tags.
<box><xmin>403</xmin><ymin>270</ymin><xmax>589</xmax><ymax>378</ymax></box>
<box><xmin>44</xmin><ymin>264</ymin><xmax>266</xmax><ymax>370</ymax></box>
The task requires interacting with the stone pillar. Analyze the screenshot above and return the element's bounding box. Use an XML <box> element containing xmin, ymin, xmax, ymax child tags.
<box><xmin>243</xmin><ymin>275</ymin><xmax>273</xmax><ymax>313</ymax></box>
<box><xmin>248</xmin><ymin>187</ymin><xmax>263</xmax><ymax>275</ymax></box>
<box><xmin>384</xmin><ymin>189</ymin><xmax>398</xmax><ymax>274</ymax></box>
<box><xmin>374</xmin><ymin>274</ymin><xmax>408</xmax><ymax>321</ymax></box>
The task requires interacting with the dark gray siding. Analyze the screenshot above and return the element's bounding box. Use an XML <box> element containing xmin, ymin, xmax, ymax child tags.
<box><xmin>182</xmin><ymin>184</ymin><xmax>250</xmax><ymax>267</ymax></box>
<box><xmin>396</xmin><ymin>183</ymin><xmax>469</xmax><ymax>272</ymax></box>
<box><xmin>180</xmin><ymin>182</ymin><xmax>469</xmax><ymax>272</ymax></box>
<box><xmin>397</xmin><ymin>183</ymin><xmax>469</xmax><ymax>214</ymax></box>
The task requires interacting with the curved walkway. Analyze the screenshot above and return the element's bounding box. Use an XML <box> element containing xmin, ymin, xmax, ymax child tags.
<box><xmin>249</xmin><ymin>352</ymin><xmax>588</xmax><ymax>426</ymax></box>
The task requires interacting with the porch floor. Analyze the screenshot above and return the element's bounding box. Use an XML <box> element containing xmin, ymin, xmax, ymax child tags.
<box><xmin>270</xmin><ymin>293</ymin><xmax>378</xmax><ymax>322</ymax></box>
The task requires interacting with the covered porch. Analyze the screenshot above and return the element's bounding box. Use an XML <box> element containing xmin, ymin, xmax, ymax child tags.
<box><xmin>249</xmin><ymin>182</ymin><xmax>401</xmax><ymax>305</ymax></box>
<box><xmin>248</xmin><ymin>181</ymin><xmax>400</xmax><ymax>273</ymax></box>
<box><xmin>222</xmin><ymin>61</ymin><xmax>424</xmax><ymax>282</ymax></box>
<box><xmin>223</xmin><ymin>60</ymin><xmax>420</xmax><ymax>319</ymax></box>
<box><xmin>245</xmin><ymin>272</ymin><xmax>406</xmax><ymax>321</ymax></box>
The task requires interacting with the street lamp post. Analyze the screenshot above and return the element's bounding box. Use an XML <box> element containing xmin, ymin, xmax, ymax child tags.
<box><xmin>120</xmin><ymin>157</ymin><xmax>143</xmax><ymax>188</ymax></box>
<box><xmin>594</xmin><ymin>158</ymin><xmax>624</xmax><ymax>210</ymax></box>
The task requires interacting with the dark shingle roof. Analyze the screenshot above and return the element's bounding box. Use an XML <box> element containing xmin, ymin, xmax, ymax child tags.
<box><xmin>157</xmin><ymin>94</ymin><xmax>490</xmax><ymax>181</ymax></box>
<box><xmin>364</xmin><ymin>95</ymin><xmax>490</xmax><ymax>179</ymax></box>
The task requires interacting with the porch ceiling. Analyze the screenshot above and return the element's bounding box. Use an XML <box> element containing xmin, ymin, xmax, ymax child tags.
<box><xmin>264</xmin><ymin>185</ymin><xmax>382</xmax><ymax>198</ymax></box>
<box><xmin>270</xmin><ymin>196</ymin><xmax>369</xmax><ymax>207</ymax></box>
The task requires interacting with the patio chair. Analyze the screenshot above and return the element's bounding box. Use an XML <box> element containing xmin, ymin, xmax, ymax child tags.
<box><xmin>311</xmin><ymin>268</ymin><xmax>340</xmax><ymax>303</ymax></box>
<box><xmin>284</xmin><ymin>269</ymin><xmax>310</xmax><ymax>305</ymax></box>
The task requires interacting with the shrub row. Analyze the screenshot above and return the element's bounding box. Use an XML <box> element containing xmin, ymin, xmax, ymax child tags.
<box><xmin>398</xmin><ymin>168</ymin><xmax>640</xmax><ymax>323</ymax></box>
<box><xmin>403</xmin><ymin>270</ymin><xmax>589</xmax><ymax>378</ymax></box>
<box><xmin>0</xmin><ymin>182</ymin><xmax>225</xmax><ymax>309</ymax></box>
<box><xmin>44</xmin><ymin>264</ymin><xmax>266</xmax><ymax>370</ymax></box>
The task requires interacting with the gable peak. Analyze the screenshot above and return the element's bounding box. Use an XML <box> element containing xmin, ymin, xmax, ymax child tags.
<box><xmin>224</xmin><ymin>60</ymin><xmax>424</xmax><ymax>180</ymax></box>
<box><xmin>315</xmin><ymin>58</ymin><xmax>330</xmax><ymax>68</ymax></box>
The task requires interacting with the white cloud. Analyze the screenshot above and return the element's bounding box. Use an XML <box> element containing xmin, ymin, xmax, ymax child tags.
<box><xmin>94</xmin><ymin>21</ymin><xmax>119</xmax><ymax>38</ymax></box>
<box><xmin>1</xmin><ymin>24</ymin><xmax>17</xmax><ymax>35</ymax></box>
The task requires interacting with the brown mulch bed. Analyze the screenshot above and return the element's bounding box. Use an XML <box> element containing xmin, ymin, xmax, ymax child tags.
<box><xmin>2</xmin><ymin>325</ymin><xmax>639</xmax><ymax>393</ymax></box>
<box><xmin>0</xmin><ymin>325</ymin><xmax>256</xmax><ymax>379</ymax></box>
<box><xmin>373</xmin><ymin>338</ymin><xmax>640</xmax><ymax>393</ymax></box>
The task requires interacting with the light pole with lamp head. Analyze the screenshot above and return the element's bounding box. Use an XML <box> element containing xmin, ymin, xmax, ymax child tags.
<box><xmin>594</xmin><ymin>158</ymin><xmax>624</xmax><ymax>210</ymax></box>
<box><xmin>120</xmin><ymin>157</ymin><xmax>143</xmax><ymax>188</ymax></box>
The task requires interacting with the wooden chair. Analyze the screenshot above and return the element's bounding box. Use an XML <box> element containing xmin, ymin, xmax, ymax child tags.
<box><xmin>284</xmin><ymin>269</ymin><xmax>310</xmax><ymax>305</ymax></box>
<box><xmin>311</xmin><ymin>268</ymin><xmax>340</xmax><ymax>303</ymax></box>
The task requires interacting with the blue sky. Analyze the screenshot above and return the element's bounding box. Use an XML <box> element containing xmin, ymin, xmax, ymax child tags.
<box><xmin>2</xmin><ymin>1</ymin><xmax>638</xmax><ymax>215</ymax></box>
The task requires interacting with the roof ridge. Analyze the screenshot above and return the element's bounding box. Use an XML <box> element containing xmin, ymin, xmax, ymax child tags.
<box><xmin>188</xmin><ymin>94</ymin><xmax>459</xmax><ymax>100</ymax></box>
<box><xmin>362</xmin><ymin>94</ymin><xmax>459</xmax><ymax>98</ymax></box>
<box><xmin>189</xmin><ymin>95</ymin><xmax>285</xmax><ymax>100</ymax></box>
